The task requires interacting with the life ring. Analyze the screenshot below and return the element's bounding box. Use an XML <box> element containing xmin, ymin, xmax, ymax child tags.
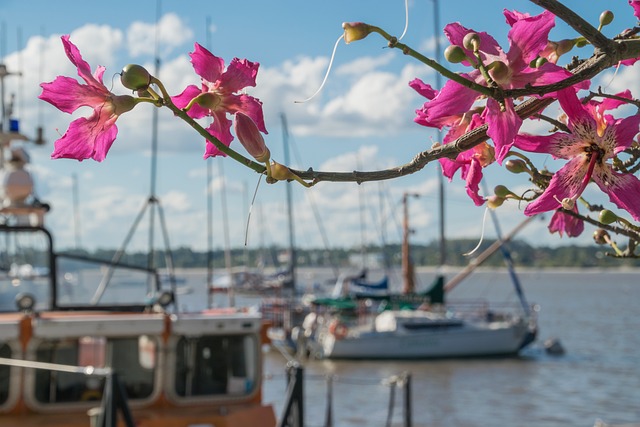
<box><xmin>329</xmin><ymin>320</ymin><xmax>348</xmax><ymax>339</ymax></box>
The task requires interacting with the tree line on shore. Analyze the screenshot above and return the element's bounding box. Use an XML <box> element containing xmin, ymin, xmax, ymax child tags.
<box><xmin>61</xmin><ymin>238</ymin><xmax>640</xmax><ymax>270</ymax></box>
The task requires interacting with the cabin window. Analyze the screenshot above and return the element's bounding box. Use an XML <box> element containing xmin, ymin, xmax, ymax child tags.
<box><xmin>33</xmin><ymin>336</ymin><xmax>157</xmax><ymax>404</ymax></box>
<box><xmin>0</xmin><ymin>343</ymin><xmax>11</xmax><ymax>405</ymax></box>
<box><xmin>174</xmin><ymin>334</ymin><xmax>257</xmax><ymax>398</ymax></box>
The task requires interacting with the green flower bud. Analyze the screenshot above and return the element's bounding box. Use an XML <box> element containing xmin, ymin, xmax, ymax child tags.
<box><xmin>121</xmin><ymin>64</ymin><xmax>151</xmax><ymax>91</ymax></box>
<box><xmin>494</xmin><ymin>185</ymin><xmax>514</xmax><ymax>198</ymax></box>
<box><xmin>505</xmin><ymin>159</ymin><xmax>528</xmax><ymax>174</ymax></box>
<box><xmin>575</xmin><ymin>38</ymin><xmax>588</xmax><ymax>48</ymax></box>
<box><xmin>534</xmin><ymin>57</ymin><xmax>548</xmax><ymax>68</ymax></box>
<box><xmin>488</xmin><ymin>61</ymin><xmax>510</xmax><ymax>83</ymax></box>
<box><xmin>599</xmin><ymin>10</ymin><xmax>614</xmax><ymax>27</ymax></box>
<box><xmin>462</xmin><ymin>32</ymin><xmax>480</xmax><ymax>51</ymax></box>
<box><xmin>444</xmin><ymin>45</ymin><xmax>466</xmax><ymax>63</ymax></box>
<box><xmin>598</xmin><ymin>209</ymin><xmax>618</xmax><ymax>225</ymax></box>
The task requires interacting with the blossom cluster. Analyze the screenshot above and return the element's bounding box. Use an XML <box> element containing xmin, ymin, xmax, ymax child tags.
<box><xmin>404</xmin><ymin>5</ymin><xmax>640</xmax><ymax>240</ymax></box>
<box><xmin>40</xmin><ymin>1</ymin><xmax>640</xmax><ymax>254</ymax></box>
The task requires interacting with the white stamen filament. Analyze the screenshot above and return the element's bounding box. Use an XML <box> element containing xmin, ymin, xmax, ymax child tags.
<box><xmin>294</xmin><ymin>34</ymin><xmax>343</xmax><ymax>104</ymax></box>
<box><xmin>398</xmin><ymin>0</ymin><xmax>409</xmax><ymax>41</ymax></box>
<box><xmin>463</xmin><ymin>207</ymin><xmax>490</xmax><ymax>256</ymax></box>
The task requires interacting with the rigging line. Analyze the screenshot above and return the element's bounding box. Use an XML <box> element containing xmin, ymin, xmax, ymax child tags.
<box><xmin>244</xmin><ymin>174</ymin><xmax>263</xmax><ymax>246</ymax></box>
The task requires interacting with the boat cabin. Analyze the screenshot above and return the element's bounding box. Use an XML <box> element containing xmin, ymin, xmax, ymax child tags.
<box><xmin>0</xmin><ymin>225</ymin><xmax>275</xmax><ymax>427</ymax></box>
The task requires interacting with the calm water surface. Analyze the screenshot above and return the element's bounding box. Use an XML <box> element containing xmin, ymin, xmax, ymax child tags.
<box><xmin>253</xmin><ymin>268</ymin><xmax>640</xmax><ymax>427</ymax></box>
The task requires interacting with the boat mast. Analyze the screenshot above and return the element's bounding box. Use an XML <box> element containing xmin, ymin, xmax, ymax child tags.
<box><xmin>402</xmin><ymin>192</ymin><xmax>419</xmax><ymax>294</ymax></box>
<box><xmin>281</xmin><ymin>113</ymin><xmax>297</xmax><ymax>290</ymax></box>
<box><xmin>431</xmin><ymin>0</ymin><xmax>447</xmax><ymax>273</ymax></box>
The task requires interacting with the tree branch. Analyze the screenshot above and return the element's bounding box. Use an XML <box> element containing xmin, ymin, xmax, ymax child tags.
<box><xmin>529</xmin><ymin>0</ymin><xmax>614</xmax><ymax>51</ymax></box>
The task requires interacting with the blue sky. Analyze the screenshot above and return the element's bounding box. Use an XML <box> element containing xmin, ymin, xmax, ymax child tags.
<box><xmin>1</xmin><ymin>0</ymin><xmax>638</xmax><ymax>256</ymax></box>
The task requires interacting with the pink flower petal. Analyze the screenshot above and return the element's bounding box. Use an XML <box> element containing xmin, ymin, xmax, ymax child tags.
<box><xmin>593</xmin><ymin>167</ymin><xmax>640</xmax><ymax>221</ymax></box>
<box><xmin>416</xmin><ymin>75</ymin><xmax>479</xmax><ymax>128</ymax></box>
<box><xmin>464</xmin><ymin>159</ymin><xmax>486</xmax><ymax>206</ymax></box>
<box><xmin>218</xmin><ymin>58</ymin><xmax>259</xmax><ymax>93</ymax></box>
<box><xmin>190</xmin><ymin>43</ymin><xmax>225</xmax><ymax>85</ymax></box>
<box><xmin>485</xmin><ymin>98</ymin><xmax>522</xmax><ymax>163</ymax></box>
<box><xmin>524</xmin><ymin>157</ymin><xmax>588</xmax><ymax>216</ymax></box>
<box><xmin>557</xmin><ymin>89</ymin><xmax>594</xmax><ymax>129</ymax></box>
<box><xmin>630</xmin><ymin>0</ymin><xmax>640</xmax><ymax>19</ymax></box>
<box><xmin>171</xmin><ymin>85</ymin><xmax>209</xmax><ymax>119</ymax></box>
<box><xmin>409</xmin><ymin>78</ymin><xmax>437</xmax><ymax>100</ymax></box>
<box><xmin>548</xmin><ymin>208</ymin><xmax>584</xmax><ymax>237</ymax></box>
<box><xmin>613</xmin><ymin>114</ymin><xmax>640</xmax><ymax>152</ymax></box>
<box><xmin>39</xmin><ymin>76</ymin><xmax>106</xmax><ymax>114</ymax></box>
<box><xmin>51</xmin><ymin>114</ymin><xmax>118</xmax><ymax>162</ymax></box>
<box><xmin>505</xmin><ymin>10</ymin><xmax>555</xmax><ymax>68</ymax></box>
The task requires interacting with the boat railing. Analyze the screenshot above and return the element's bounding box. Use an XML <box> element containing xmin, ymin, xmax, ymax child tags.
<box><xmin>0</xmin><ymin>356</ymin><xmax>134</xmax><ymax>427</ymax></box>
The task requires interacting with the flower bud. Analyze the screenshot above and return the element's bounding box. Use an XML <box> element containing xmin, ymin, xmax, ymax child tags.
<box><xmin>488</xmin><ymin>61</ymin><xmax>510</xmax><ymax>83</ymax></box>
<box><xmin>505</xmin><ymin>159</ymin><xmax>528</xmax><ymax>174</ymax></box>
<box><xmin>342</xmin><ymin>22</ymin><xmax>372</xmax><ymax>44</ymax></box>
<box><xmin>462</xmin><ymin>32</ymin><xmax>480</xmax><ymax>51</ymax></box>
<box><xmin>234</xmin><ymin>113</ymin><xmax>270</xmax><ymax>163</ymax></box>
<box><xmin>486</xmin><ymin>195</ymin><xmax>505</xmax><ymax>209</ymax></box>
<box><xmin>598</xmin><ymin>209</ymin><xmax>618</xmax><ymax>225</ymax></box>
<box><xmin>599</xmin><ymin>10</ymin><xmax>614</xmax><ymax>27</ymax></box>
<box><xmin>120</xmin><ymin>64</ymin><xmax>151</xmax><ymax>91</ymax></box>
<box><xmin>444</xmin><ymin>45</ymin><xmax>466</xmax><ymax>63</ymax></box>
<box><xmin>534</xmin><ymin>56</ymin><xmax>548</xmax><ymax>68</ymax></box>
<box><xmin>592</xmin><ymin>229</ymin><xmax>610</xmax><ymax>245</ymax></box>
<box><xmin>493</xmin><ymin>185</ymin><xmax>514</xmax><ymax>198</ymax></box>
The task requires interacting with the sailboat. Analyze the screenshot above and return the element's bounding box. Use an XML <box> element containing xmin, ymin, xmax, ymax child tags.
<box><xmin>300</xmin><ymin>192</ymin><xmax>538</xmax><ymax>359</ymax></box>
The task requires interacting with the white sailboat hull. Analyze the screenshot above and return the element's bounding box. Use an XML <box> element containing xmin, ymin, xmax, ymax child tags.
<box><xmin>313</xmin><ymin>312</ymin><xmax>532</xmax><ymax>360</ymax></box>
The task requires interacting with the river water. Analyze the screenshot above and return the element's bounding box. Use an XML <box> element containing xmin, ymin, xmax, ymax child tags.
<box><xmin>253</xmin><ymin>268</ymin><xmax>640</xmax><ymax>427</ymax></box>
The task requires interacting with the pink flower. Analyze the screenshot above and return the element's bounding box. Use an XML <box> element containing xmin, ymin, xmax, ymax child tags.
<box><xmin>39</xmin><ymin>35</ymin><xmax>136</xmax><ymax>161</ymax></box>
<box><xmin>548</xmin><ymin>206</ymin><xmax>584</xmax><ymax>238</ymax></box>
<box><xmin>630</xmin><ymin>0</ymin><xmax>640</xmax><ymax>20</ymax></box>
<box><xmin>417</xmin><ymin>10</ymin><xmax>583</xmax><ymax>164</ymax></box>
<box><xmin>410</xmin><ymin>78</ymin><xmax>491</xmax><ymax>205</ymax></box>
<box><xmin>515</xmin><ymin>89</ymin><xmax>640</xmax><ymax>220</ymax></box>
<box><xmin>172</xmin><ymin>43</ymin><xmax>267</xmax><ymax>158</ymax></box>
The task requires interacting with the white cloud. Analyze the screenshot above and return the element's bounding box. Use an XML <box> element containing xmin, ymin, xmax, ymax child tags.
<box><xmin>595</xmin><ymin>61</ymin><xmax>640</xmax><ymax>95</ymax></box>
<box><xmin>127</xmin><ymin>13</ymin><xmax>194</xmax><ymax>58</ymax></box>
<box><xmin>335</xmin><ymin>51</ymin><xmax>396</xmax><ymax>75</ymax></box>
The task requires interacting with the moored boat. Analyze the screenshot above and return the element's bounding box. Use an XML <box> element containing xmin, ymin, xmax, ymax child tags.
<box><xmin>299</xmin><ymin>193</ymin><xmax>538</xmax><ymax>360</ymax></box>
